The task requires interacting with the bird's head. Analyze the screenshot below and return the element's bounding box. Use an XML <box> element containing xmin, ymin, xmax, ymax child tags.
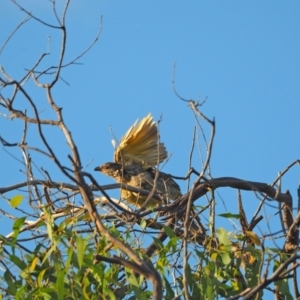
<box><xmin>94</xmin><ymin>162</ymin><xmax>122</xmax><ymax>178</ymax></box>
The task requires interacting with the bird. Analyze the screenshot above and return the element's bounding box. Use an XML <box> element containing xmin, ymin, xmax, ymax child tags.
<box><xmin>94</xmin><ymin>113</ymin><xmax>182</xmax><ymax>208</ymax></box>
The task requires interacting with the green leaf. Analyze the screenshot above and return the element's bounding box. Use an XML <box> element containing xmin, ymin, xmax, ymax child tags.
<box><xmin>216</xmin><ymin>228</ymin><xmax>231</xmax><ymax>251</ymax></box>
<box><xmin>56</xmin><ymin>269</ymin><xmax>65</xmax><ymax>300</ymax></box>
<box><xmin>29</xmin><ymin>257</ymin><xmax>39</xmax><ymax>272</ymax></box>
<box><xmin>10</xmin><ymin>195</ymin><xmax>24</xmax><ymax>208</ymax></box>
<box><xmin>139</xmin><ymin>218</ymin><xmax>147</xmax><ymax>229</ymax></box>
<box><xmin>210</xmin><ymin>252</ymin><xmax>218</xmax><ymax>261</ymax></box>
<box><xmin>37</xmin><ymin>269</ymin><xmax>47</xmax><ymax>287</ymax></box>
<box><xmin>153</xmin><ymin>237</ymin><xmax>164</xmax><ymax>251</ymax></box>
<box><xmin>41</xmin><ymin>244</ymin><xmax>56</xmax><ymax>265</ymax></box>
<box><xmin>4</xmin><ymin>270</ymin><xmax>17</xmax><ymax>295</ymax></box>
<box><xmin>163</xmin><ymin>225</ymin><xmax>176</xmax><ymax>239</ymax></box>
<box><xmin>127</xmin><ymin>273</ymin><xmax>139</xmax><ymax>287</ymax></box>
<box><xmin>218</xmin><ymin>213</ymin><xmax>241</xmax><ymax>219</ymax></box>
<box><xmin>9</xmin><ymin>254</ymin><xmax>27</xmax><ymax>270</ymax></box>
<box><xmin>76</xmin><ymin>235</ymin><xmax>85</xmax><ymax>269</ymax></box>
<box><xmin>219</xmin><ymin>251</ymin><xmax>231</xmax><ymax>265</ymax></box>
<box><xmin>275</xmin><ymin>278</ymin><xmax>293</xmax><ymax>300</ymax></box>
<box><xmin>12</xmin><ymin>217</ymin><xmax>26</xmax><ymax>239</ymax></box>
<box><xmin>102</xmin><ymin>287</ymin><xmax>116</xmax><ymax>300</ymax></box>
<box><xmin>15</xmin><ymin>285</ymin><xmax>26</xmax><ymax>299</ymax></box>
<box><xmin>65</xmin><ymin>246</ymin><xmax>73</xmax><ymax>270</ymax></box>
<box><xmin>185</xmin><ymin>263</ymin><xmax>194</xmax><ymax>289</ymax></box>
<box><xmin>164</xmin><ymin>276</ymin><xmax>175</xmax><ymax>299</ymax></box>
<box><xmin>43</xmin><ymin>210</ymin><xmax>54</xmax><ymax>245</ymax></box>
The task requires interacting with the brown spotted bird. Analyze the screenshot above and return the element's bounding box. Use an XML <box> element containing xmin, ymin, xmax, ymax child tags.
<box><xmin>95</xmin><ymin>113</ymin><xmax>181</xmax><ymax>208</ymax></box>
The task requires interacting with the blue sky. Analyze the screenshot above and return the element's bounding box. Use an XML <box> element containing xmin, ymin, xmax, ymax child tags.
<box><xmin>0</xmin><ymin>1</ymin><xmax>300</xmax><ymax>258</ymax></box>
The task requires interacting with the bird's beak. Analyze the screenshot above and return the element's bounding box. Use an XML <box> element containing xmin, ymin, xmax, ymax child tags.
<box><xmin>94</xmin><ymin>166</ymin><xmax>101</xmax><ymax>171</ymax></box>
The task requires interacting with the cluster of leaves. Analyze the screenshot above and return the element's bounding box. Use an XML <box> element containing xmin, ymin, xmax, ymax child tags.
<box><xmin>1</xmin><ymin>205</ymin><xmax>295</xmax><ymax>300</ymax></box>
<box><xmin>1</xmin><ymin>185</ymin><xmax>298</xmax><ymax>300</ymax></box>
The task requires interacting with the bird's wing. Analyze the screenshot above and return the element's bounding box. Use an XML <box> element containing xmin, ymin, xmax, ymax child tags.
<box><xmin>114</xmin><ymin>113</ymin><xmax>167</xmax><ymax>167</ymax></box>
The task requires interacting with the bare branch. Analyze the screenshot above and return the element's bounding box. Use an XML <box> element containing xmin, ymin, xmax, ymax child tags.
<box><xmin>0</xmin><ymin>14</ymin><xmax>31</xmax><ymax>56</ymax></box>
<box><xmin>11</xmin><ymin>0</ymin><xmax>61</xmax><ymax>29</ymax></box>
